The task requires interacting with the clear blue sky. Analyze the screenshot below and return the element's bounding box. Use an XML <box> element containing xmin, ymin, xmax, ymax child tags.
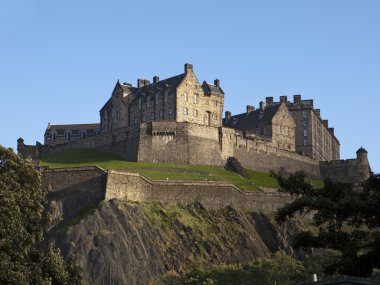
<box><xmin>1</xmin><ymin>0</ymin><xmax>379</xmax><ymax>172</ymax></box>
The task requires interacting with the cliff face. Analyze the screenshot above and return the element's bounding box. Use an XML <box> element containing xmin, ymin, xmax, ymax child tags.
<box><xmin>52</xmin><ymin>199</ymin><xmax>304</xmax><ymax>285</ymax></box>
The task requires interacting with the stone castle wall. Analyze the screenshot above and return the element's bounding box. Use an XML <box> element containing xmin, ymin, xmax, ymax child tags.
<box><xmin>41</xmin><ymin>167</ymin><xmax>292</xmax><ymax>213</ymax></box>
<box><xmin>21</xmin><ymin>121</ymin><xmax>369</xmax><ymax>183</ymax></box>
<box><xmin>41</xmin><ymin>167</ymin><xmax>107</xmax><ymax>225</ymax></box>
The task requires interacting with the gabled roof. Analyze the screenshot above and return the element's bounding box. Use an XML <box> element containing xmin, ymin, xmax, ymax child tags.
<box><xmin>223</xmin><ymin>104</ymin><xmax>281</xmax><ymax>131</ymax></box>
<box><xmin>202</xmin><ymin>81</ymin><xmax>225</xmax><ymax>95</ymax></box>
<box><xmin>136</xmin><ymin>74</ymin><xmax>185</xmax><ymax>94</ymax></box>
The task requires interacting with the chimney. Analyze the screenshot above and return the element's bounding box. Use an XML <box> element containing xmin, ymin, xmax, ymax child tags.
<box><xmin>137</xmin><ymin>79</ymin><xmax>145</xmax><ymax>88</ymax></box>
<box><xmin>144</xmin><ymin>79</ymin><xmax>150</xmax><ymax>86</ymax></box>
<box><xmin>246</xmin><ymin>105</ymin><xmax>255</xmax><ymax>114</ymax></box>
<box><xmin>315</xmin><ymin>109</ymin><xmax>320</xmax><ymax>116</ymax></box>
<box><xmin>293</xmin><ymin>94</ymin><xmax>301</xmax><ymax>105</ymax></box>
<box><xmin>153</xmin><ymin>76</ymin><xmax>160</xmax><ymax>84</ymax></box>
<box><xmin>214</xmin><ymin>79</ymin><xmax>220</xmax><ymax>87</ymax></box>
<box><xmin>225</xmin><ymin>111</ymin><xmax>231</xmax><ymax>120</ymax></box>
<box><xmin>323</xmin><ymin>120</ymin><xmax>328</xmax><ymax>127</ymax></box>
<box><xmin>329</xmin><ymin>127</ymin><xmax>334</xmax><ymax>134</ymax></box>
<box><xmin>184</xmin><ymin>63</ymin><xmax>193</xmax><ymax>74</ymax></box>
<box><xmin>265</xmin><ymin>97</ymin><xmax>273</xmax><ymax>106</ymax></box>
<box><xmin>280</xmin><ymin>96</ymin><xmax>287</xmax><ymax>103</ymax></box>
<box><xmin>259</xmin><ymin>101</ymin><xmax>265</xmax><ymax>111</ymax></box>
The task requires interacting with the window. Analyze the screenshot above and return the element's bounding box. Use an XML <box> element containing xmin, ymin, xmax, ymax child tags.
<box><xmin>214</xmin><ymin>101</ymin><xmax>218</xmax><ymax>107</ymax></box>
<box><xmin>193</xmin><ymin>93</ymin><xmax>199</xmax><ymax>104</ymax></box>
<box><xmin>303</xmin><ymin>110</ymin><xmax>307</xmax><ymax>118</ymax></box>
<box><xmin>193</xmin><ymin>109</ymin><xmax>198</xmax><ymax>117</ymax></box>
<box><xmin>184</xmin><ymin>107</ymin><xmax>188</xmax><ymax>115</ymax></box>
<box><xmin>159</xmin><ymin>110</ymin><xmax>163</xmax><ymax>118</ymax></box>
<box><xmin>304</xmin><ymin>139</ymin><xmax>308</xmax><ymax>146</ymax></box>
<box><xmin>142</xmin><ymin>114</ymin><xmax>146</xmax><ymax>122</ymax></box>
<box><xmin>52</xmin><ymin>133</ymin><xmax>56</xmax><ymax>142</ymax></box>
<box><xmin>184</xmin><ymin>92</ymin><xmax>188</xmax><ymax>102</ymax></box>
<box><xmin>134</xmin><ymin>117</ymin><xmax>138</xmax><ymax>124</ymax></box>
<box><xmin>151</xmin><ymin>112</ymin><xmax>155</xmax><ymax>120</ymax></box>
<box><xmin>214</xmin><ymin>113</ymin><xmax>218</xmax><ymax>120</ymax></box>
<box><xmin>164</xmin><ymin>92</ymin><xmax>168</xmax><ymax>103</ymax></box>
<box><xmin>155</xmin><ymin>93</ymin><xmax>159</xmax><ymax>104</ymax></box>
<box><xmin>304</xmin><ymin>130</ymin><xmax>308</xmax><ymax>137</ymax></box>
<box><xmin>147</xmin><ymin>96</ymin><xmax>150</xmax><ymax>108</ymax></box>
<box><xmin>169</xmin><ymin>108</ymin><xmax>173</xmax><ymax>115</ymax></box>
<box><xmin>138</xmin><ymin>98</ymin><xmax>142</xmax><ymax>110</ymax></box>
<box><xmin>303</xmin><ymin>120</ymin><xmax>308</xmax><ymax>127</ymax></box>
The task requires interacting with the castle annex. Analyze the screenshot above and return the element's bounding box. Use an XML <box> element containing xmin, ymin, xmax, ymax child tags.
<box><xmin>18</xmin><ymin>63</ymin><xmax>371</xmax><ymax>184</ymax></box>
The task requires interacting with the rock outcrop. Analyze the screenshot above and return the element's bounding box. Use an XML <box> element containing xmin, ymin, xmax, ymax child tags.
<box><xmin>51</xmin><ymin>200</ymin><xmax>304</xmax><ymax>285</ymax></box>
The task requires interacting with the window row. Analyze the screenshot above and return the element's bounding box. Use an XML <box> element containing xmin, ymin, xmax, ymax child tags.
<box><xmin>183</xmin><ymin>92</ymin><xmax>199</xmax><ymax>104</ymax></box>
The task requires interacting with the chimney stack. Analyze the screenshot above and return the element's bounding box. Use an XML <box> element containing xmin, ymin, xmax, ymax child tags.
<box><xmin>293</xmin><ymin>94</ymin><xmax>301</xmax><ymax>105</ymax></box>
<box><xmin>259</xmin><ymin>101</ymin><xmax>265</xmax><ymax>111</ymax></box>
<box><xmin>225</xmin><ymin>111</ymin><xmax>231</xmax><ymax>120</ymax></box>
<box><xmin>329</xmin><ymin>127</ymin><xmax>334</xmax><ymax>134</ymax></box>
<box><xmin>323</xmin><ymin>120</ymin><xmax>329</xmax><ymax>127</ymax></box>
<box><xmin>144</xmin><ymin>79</ymin><xmax>150</xmax><ymax>86</ymax></box>
<box><xmin>246</xmin><ymin>105</ymin><xmax>255</xmax><ymax>114</ymax></box>
<box><xmin>265</xmin><ymin>97</ymin><xmax>273</xmax><ymax>106</ymax></box>
<box><xmin>315</xmin><ymin>109</ymin><xmax>320</xmax><ymax>117</ymax></box>
<box><xmin>137</xmin><ymin>79</ymin><xmax>145</xmax><ymax>88</ymax></box>
<box><xmin>153</xmin><ymin>76</ymin><xmax>160</xmax><ymax>84</ymax></box>
<box><xmin>184</xmin><ymin>63</ymin><xmax>193</xmax><ymax>74</ymax></box>
<box><xmin>214</xmin><ymin>79</ymin><xmax>220</xmax><ymax>87</ymax></box>
<box><xmin>280</xmin><ymin>96</ymin><xmax>288</xmax><ymax>103</ymax></box>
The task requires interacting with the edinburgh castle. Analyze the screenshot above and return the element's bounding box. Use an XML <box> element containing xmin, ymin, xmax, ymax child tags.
<box><xmin>18</xmin><ymin>63</ymin><xmax>371</xmax><ymax>185</ymax></box>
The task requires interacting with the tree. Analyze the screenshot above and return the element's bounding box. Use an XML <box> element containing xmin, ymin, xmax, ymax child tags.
<box><xmin>0</xmin><ymin>146</ymin><xmax>82</xmax><ymax>284</ymax></box>
<box><xmin>273</xmin><ymin>171</ymin><xmax>380</xmax><ymax>277</ymax></box>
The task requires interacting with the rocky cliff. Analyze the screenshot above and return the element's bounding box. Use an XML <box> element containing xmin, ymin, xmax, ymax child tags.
<box><xmin>51</xmin><ymin>199</ymin><xmax>304</xmax><ymax>285</ymax></box>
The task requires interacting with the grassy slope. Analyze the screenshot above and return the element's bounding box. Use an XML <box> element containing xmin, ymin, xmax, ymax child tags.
<box><xmin>39</xmin><ymin>149</ymin><xmax>323</xmax><ymax>191</ymax></box>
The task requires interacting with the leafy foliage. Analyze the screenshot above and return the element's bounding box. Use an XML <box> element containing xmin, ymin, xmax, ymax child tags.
<box><xmin>152</xmin><ymin>252</ymin><xmax>307</xmax><ymax>285</ymax></box>
<box><xmin>273</xmin><ymin>171</ymin><xmax>380</xmax><ymax>277</ymax></box>
<box><xmin>0</xmin><ymin>146</ymin><xmax>82</xmax><ymax>284</ymax></box>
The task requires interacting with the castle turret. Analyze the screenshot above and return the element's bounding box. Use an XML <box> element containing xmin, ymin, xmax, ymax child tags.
<box><xmin>17</xmin><ymin>137</ymin><xmax>25</xmax><ymax>155</ymax></box>
<box><xmin>356</xmin><ymin>147</ymin><xmax>368</xmax><ymax>164</ymax></box>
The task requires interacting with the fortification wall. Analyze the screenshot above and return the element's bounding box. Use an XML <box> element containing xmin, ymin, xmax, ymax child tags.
<box><xmin>320</xmin><ymin>159</ymin><xmax>371</xmax><ymax>184</ymax></box>
<box><xmin>41</xmin><ymin>167</ymin><xmax>107</xmax><ymax>224</ymax></box>
<box><xmin>23</xmin><ymin>122</ymin><xmax>370</xmax><ymax>184</ymax></box>
<box><xmin>105</xmin><ymin>171</ymin><xmax>292</xmax><ymax>211</ymax></box>
<box><xmin>220</xmin><ymin>127</ymin><xmax>321</xmax><ymax>178</ymax></box>
<box><xmin>137</xmin><ymin>122</ymin><xmax>223</xmax><ymax>166</ymax></box>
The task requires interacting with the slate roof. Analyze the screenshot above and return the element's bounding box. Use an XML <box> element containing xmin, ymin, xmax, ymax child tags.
<box><xmin>299</xmin><ymin>276</ymin><xmax>380</xmax><ymax>285</ymax></box>
<box><xmin>202</xmin><ymin>81</ymin><xmax>225</xmax><ymax>95</ymax></box>
<box><xmin>45</xmin><ymin>123</ymin><xmax>100</xmax><ymax>135</ymax></box>
<box><xmin>223</xmin><ymin>103</ymin><xmax>281</xmax><ymax>131</ymax></box>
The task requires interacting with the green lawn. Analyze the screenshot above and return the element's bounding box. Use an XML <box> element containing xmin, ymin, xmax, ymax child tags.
<box><xmin>39</xmin><ymin>149</ymin><xmax>322</xmax><ymax>191</ymax></box>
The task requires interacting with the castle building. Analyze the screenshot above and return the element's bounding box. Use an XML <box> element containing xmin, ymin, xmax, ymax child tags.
<box><xmin>223</xmin><ymin>102</ymin><xmax>296</xmax><ymax>152</ymax></box>
<box><xmin>44</xmin><ymin>123</ymin><xmax>100</xmax><ymax>146</ymax></box>
<box><xmin>99</xmin><ymin>64</ymin><xmax>224</xmax><ymax>132</ymax></box>
<box><xmin>223</xmin><ymin>95</ymin><xmax>340</xmax><ymax>162</ymax></box>
<box><xmin>17</xmin><ymin>63</ymin><xmax>371</xmax><ymax>184</ymax></box>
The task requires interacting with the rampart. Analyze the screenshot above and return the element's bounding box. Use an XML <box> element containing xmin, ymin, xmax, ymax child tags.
<box><xmin>21</xmin><ymin>121</ymin><xmax>370</xmax><ymax>184</ymax></box>
<box><xmin>41</xmin><ymin>167</ymin><xmax>292</xmax><ymax>216</ymax></box>
<box><xmin>105</xmin><ymin>170</ymin><xmax>292</xmax><ymax>211</ymax></box>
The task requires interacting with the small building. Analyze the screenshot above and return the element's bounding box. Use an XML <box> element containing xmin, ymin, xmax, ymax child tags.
<box><xmin>44</xmin><ymin>123</ymin><xmax>100</xmax><ymax>146</ymax></box>
<box><xmin>299</xmin><ymin>276</ymin><xmax>380</xmax><ymax>285</ymax></box>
